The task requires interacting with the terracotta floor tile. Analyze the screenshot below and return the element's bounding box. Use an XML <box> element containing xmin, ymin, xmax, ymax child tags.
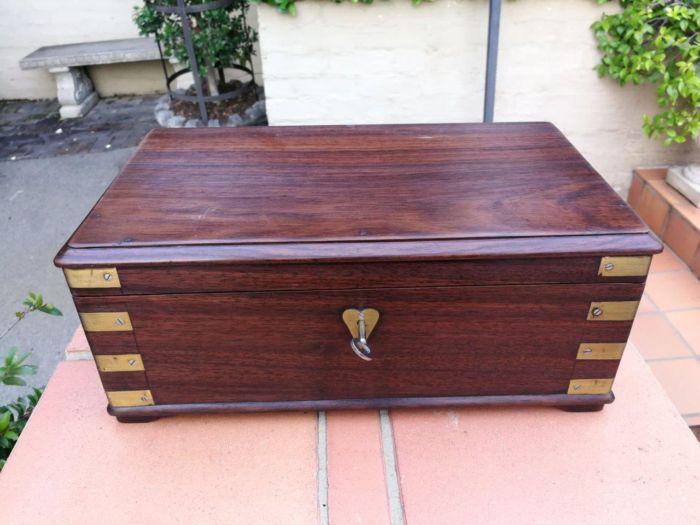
<box><xmin>637</xmin><ymin>294</ymin><xmax>658</xmax><ymax>314</ymax></box>
<box><xmin>629</xmin><ymin>313</ymin><xmax>692</xmax><ymax>360</ymax></box>
<box><xmin>667</xmin><ymin>310</ymin><xmax>700</xmax><ymax>354</ymax></box>
<box><xmin>0</xmin><ymin>362</ymin><xmax>319</xmax><ymax>525</ymax></box>
<box><xmin>649</xmin><ymin>246</ymin><xmax>685</xmax><ymax>274</ymax></box>
<box><xmin>648</xmin><ymin>359</ymin><xmax>700</xmax><ymax>414</ymax></box>
<box><xmin>391</xmin><ymin>348</ymin><xmax>700</xmax><ymax>523</ymax></box>
<box><xmin>326</xmin><ymin>411</ymin><xmax>390</xmax><ymax>525</ymax></box>
<box><xmin>644</xmin><ymin>270</ymin><xmax>700</xmax><ymax>311</ymax></box>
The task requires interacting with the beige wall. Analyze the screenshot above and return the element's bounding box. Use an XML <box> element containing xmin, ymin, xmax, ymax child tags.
<box><xmin>257</xmin><ymin>0</ymin><xmax>698</xmax><ymax>194</ymax></box>
<box><xmin>0</xmin><ymin>0</ymin><xmax>263</xmax><ymax>99</ymax></box>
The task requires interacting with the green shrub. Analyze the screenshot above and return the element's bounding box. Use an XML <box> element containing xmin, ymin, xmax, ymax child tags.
<box><xmin>0</xmin><ymin>293</ymin><xmax>62</xmax><ymax>470</ymax></box>
<box><xmin>134</xmin><ymin>0</ymin><xmax>257</xmax><ymax>96</ymax></box>
<box><xmin>0</xmin><ymin>385</ymin><xmax>42</xmax><ymax>470</ymax></box>
<box><xmin>593</xmin><ymin>1</ymin><xmax>699</xmax><ymax>144</ymax></box>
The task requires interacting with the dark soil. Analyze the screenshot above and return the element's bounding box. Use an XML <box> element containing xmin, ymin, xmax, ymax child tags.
<box><xmin>171</xmin><ymin>80</ymin><xmax>257</xmax><ymax>121</ymax></box>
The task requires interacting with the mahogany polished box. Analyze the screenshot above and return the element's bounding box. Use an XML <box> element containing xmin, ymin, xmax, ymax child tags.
<box><xmin>54</xmin><ymin>123</ymin><xmax>661</xmax><ymax>422</ymax></box>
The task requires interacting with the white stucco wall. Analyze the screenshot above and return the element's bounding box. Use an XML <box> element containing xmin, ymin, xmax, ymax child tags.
<box><xmin>1</xmin><ymin>1</ymin><xmax>144</xmax><ymax>99</ymax></box>
<box><xmin>257</xmin><ymin>0</ymin><xmax>698</xmax><ymax>193</ymax></box>
<box><xmin>0</xmin><ymin>0</ymin><xmax>264</xmax><ymax>100</ymax></box>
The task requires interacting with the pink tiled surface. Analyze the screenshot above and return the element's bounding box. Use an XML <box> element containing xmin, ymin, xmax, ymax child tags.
<box><xmin>0</xmin><ymin>362</ymin><xmax>319</xmax><ymax>525</ymax></box>
<box><xmin>391</xmin><ymin>347</ymin><xmax>700</xmax><ymax>524</ymax></box>
<box><xmin>65</xmin><ymin>325</ymin><xmax>88</xmax><ymax>352</ymax></box>
<box><xmin>632</xmin><ymin>246</ymin><xmax>700</xmax><ymax>426</ymax></box>
<box><xmin>326</xmin><ymin>411</ymin><xmax>390</xmax><ymax>524</ymax></box>
<box><xmin>1</xmin><ymin>346</ymin><xmax>699</xmax><ymax>524</ymax></box>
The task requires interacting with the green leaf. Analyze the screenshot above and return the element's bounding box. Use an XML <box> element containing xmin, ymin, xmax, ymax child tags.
<box><xmin>2</xmin><ymin>377</ymin><xmax>27</xmax><ymax>386</ymax></box>
<box><xmin>591</xmin><ymin>0</ymin><xmax>700</xmax><ymax>143</ymax></box>
<box><xmin>14</xmin><ymin>365</ymin><xmax>37</xmax><ymax>376</ymax></box>
<box><xmin>0</xmin><ymin>412</ymin><xmax>10</xmax><ymax>432</ymax></box>
<box><xmin>37</xmin><ymin>304</ymin><xmax>62</xmax><ymax>316</ymax></box>
<box><xmin>6</xmin><ymin>347</ymin><xmax>17</xmax><ymax>362</ymax></box>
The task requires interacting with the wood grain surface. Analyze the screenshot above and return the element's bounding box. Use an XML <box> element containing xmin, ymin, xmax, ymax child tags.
<box><xmin>54</xmin><ymin>123</ymin><xmax>657</xmax><ymax>416</ymax></box>
<box><xmin>65</xmin><ymin>123</ymin><xmax>649</xmax><ymax>250</ymax></box>
<box><xmin>107</xmin><ymin>392</ymin><xmax>615</xmax><ymax>418</ymax></box>
<box><xmin>76</xmin><ymin>283</ymin><xmax>642</xmax><ymax>404</ymax></box>
<box><xmin>59</xmin><ymin>256</ymin><xmax>654</xmax><ymax>297</ymax></box>
<box><xmin>55</xmin><ymin>234</ymin><xmax>662</xmax><ymax>271</ymax></box>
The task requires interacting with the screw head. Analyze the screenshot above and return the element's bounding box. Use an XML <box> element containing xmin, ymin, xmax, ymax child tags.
<box><xmin>140</xmin><ymin>395</ymin><xmax>149</xmax><ymax>402</ymax></box>
<box><xmin>114</xmin><ymin>318</ymin><xmax>125</xmax><ymax>326</ymax></box>
<box><xmin>583</xmin><ymin>348</ymin><xmax>593</xmax><ymax>354</ymax></box>
<box><xmin>103</xmin><ymin>272</ymin><xmax>112</xmax><ymax>281</ymax></box>
<box><xmin>604</xmin><ymin>262</ymin><xmax>615</xmax><ymax>271</ymax></box>
<box><xmin>573</xmin><ymin>384</ymin><xmax>582</xmax><ymax>391</ymax></box>
<box><xmin>591</xmin><ymin>307</ymin><xmax>603</xmax><ymax>317</ymax></box>
<box><xmin>128</xmin><ymin>359</ymin><xmax>136</xmax><ymax>366</ymax></box>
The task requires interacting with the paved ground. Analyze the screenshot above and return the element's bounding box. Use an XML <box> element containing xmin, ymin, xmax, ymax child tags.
<box><xmin>0</xmin><ymin>95</ymin><xmax>158</xmax><ymax>402</ymax></box>
<box><xmin>0</xmin><ymin>96</ymin><xmax>158</xmax><ymax>160</ymax></box>
<box><xmin>0</xmin><ymin>147</ymin><xmax>136</xmax><ymax>402</ymax></box>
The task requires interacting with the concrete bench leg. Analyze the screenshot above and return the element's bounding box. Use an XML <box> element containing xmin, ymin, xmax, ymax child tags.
<box><xmin>48</xmin><ymin>66</ymin><xmax>98</xmax><ymax>119</ymax></box>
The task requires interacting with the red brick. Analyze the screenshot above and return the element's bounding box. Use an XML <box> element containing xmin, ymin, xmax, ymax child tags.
<box><xmin>634</xmin><ymin>168</ymin><xmax>667</xmax><ymax>181</ymax></box>
<box><xmin>627</xmin><ymin>173</ymin><xmax>644</xmax><ymax>208</ymax></box>
<box><xmin>664</xmin><ymin>212</ymin><xmax>700</xmax><ymax>266</ymax></box>
<box><xmin>635</xmin><ymin>185</ymin><xmax>670</xmax><ymax>236</ymax></box>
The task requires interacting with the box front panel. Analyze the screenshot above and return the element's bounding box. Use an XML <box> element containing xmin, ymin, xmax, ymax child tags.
<box><xmin>75</xmin><ymin>283</ymin><xmax>643</xmax><ymax>406</ymax></box>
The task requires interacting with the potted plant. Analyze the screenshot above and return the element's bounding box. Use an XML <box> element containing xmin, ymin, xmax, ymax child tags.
<box><xmin>134</xmin><ymin>0</ymin><xmax>264</xmax><ymax>126</ymax></box>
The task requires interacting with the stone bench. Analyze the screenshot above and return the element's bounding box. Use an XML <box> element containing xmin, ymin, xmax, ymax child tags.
<box><xmin>20</xmin><ymin>38</ymin><xmax>160</xmax><ymax>119</ymax></box>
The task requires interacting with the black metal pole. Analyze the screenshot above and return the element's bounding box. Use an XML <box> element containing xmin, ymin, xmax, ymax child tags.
<box><xmin>177</xmin><ymin>0</ymin><xmax>209</xmax><ymax>122</ymax></box>
<box><xmin>154</xmin><ymin>37</ymin><xmax>173</xmax><ymax>101</ymax></box>
<box><xmin>483</xmin><ymin>0</ymin><xmax>502</xmax><ymax>123</ymax></box>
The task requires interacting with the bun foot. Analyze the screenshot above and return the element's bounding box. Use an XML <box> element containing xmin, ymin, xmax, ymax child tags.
<box><xmin>116</xmin><ymin>415</ymin><xmax>161</xmax><ymax>423</ymax></box>
<box><xmin>559</xmin><ymin>404</ymin><xmax>605</xmax><ymax>413</ymax></box>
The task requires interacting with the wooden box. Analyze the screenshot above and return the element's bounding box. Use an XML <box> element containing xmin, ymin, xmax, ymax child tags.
<box><xmin>54</xmin><ymin>123</ymin><xmax>661</xmax><ymax>422</ymax></box>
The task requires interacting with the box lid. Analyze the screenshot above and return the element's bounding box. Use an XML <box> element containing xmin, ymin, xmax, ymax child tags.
<box><xmin>58</xmin><ymin>123</ymin><xmax>658</xmax><ymax>266</ymax></box>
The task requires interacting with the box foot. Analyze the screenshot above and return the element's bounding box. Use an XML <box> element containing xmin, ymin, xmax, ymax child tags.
<box><xmin>558</xmin><ymin>404</ymin><xmax>605</xmax><ymax>413</ymax></box>
<box><xmin>116</xmin><ymin>415</ymin><xmax>161</xmax><ymax>424</ymax></box>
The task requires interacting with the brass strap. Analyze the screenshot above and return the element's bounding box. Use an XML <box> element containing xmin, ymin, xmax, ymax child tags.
<box><xmin>64</xmin><ymin>268</ymin><xmax>121</xmax><ymax>288</ymax></box>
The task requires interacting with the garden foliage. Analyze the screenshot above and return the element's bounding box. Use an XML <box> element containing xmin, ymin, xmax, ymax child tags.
<box><xmin>134</xmin><ymin>0</ymin><xmax>257</xmax><ymax>91</ymax></box>
<box><xmin>594</xmin><ymin>0</ymin><xmax>700</xmax><ymax>144</ymax></box>
<box><xmin>0</xmin><ymin>293</ymin><xmax>62</xmax><ymax>470</ymax></box>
